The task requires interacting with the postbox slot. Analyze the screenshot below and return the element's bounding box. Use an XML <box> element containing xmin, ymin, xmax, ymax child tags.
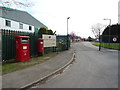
<box><xmin>21</xmin><ymin>38</ymin><xmax>29</xmax><ymax>44</ymax></box>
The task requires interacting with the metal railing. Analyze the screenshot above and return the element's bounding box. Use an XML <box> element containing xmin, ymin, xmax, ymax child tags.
<box><xmin>1</xmin><ymin>29</ymin><xmax>70</xmax><ymax>62</ymax></box>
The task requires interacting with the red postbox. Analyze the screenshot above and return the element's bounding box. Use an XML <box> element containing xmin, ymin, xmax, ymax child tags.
<box><xmin>15</xmin><ymin>36</ymin><xmax>30</xmax><ymax>62</ymax></box>
<box><xmin>37</xmin><ymin>39</ymin><xmax>44</xmax><ymax>56</ymax></box>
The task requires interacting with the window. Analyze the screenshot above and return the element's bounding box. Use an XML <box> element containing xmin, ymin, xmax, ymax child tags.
<box><xmin>29</xmin><ymin>26</ymin><xmax>32</xmax><ymax>30</ymax></box>
<box><xmin>19</xmin><ymin>23</ymin><xmax>23</xmax><ymax>29</ymax></box>
<box><xmin>5</xmin><ymin>20</ymin><xmax>11</xmax><ymax>27</ymax></box>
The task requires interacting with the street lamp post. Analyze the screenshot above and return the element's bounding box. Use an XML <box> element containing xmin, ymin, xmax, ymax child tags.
<box><xmin>67</xmin><ymin>17</ymin><xmax>70</xmax><ymax>35</ymax></box>
<box><xmin>67</xmin><ymin>17</ymin><xmax>70</xmax><ymax>50</ymax></box>
<box><xmin>103</xmin><ymin>18</ymin><xmax>111</xmax><ymax>44</ymax></box>
<box><xmin>98</xmin><ymin>28</ymin><xmax>101</xmax><ymax>51</ymax></box>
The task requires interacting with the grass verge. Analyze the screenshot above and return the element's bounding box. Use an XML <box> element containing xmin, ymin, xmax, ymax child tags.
<box><xmin>93</xmin><ymin>42</ymin><xmax>120</xmax><ymax>50</ymax></box>
<box><xmin>2</xmin><ymin>52</ymin><xmax>60</xmax><ymax>75</ymax></box>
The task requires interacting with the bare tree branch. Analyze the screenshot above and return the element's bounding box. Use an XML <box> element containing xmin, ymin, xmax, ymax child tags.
<box><xmin>91</xmin><ymin>23</ymin><xmax>106</xmax><ymax>38</ymax></box>
<box><xmin>0</xmin><ymin>0</ymin><xmax>32</xmax><ymax>8</ymax></box>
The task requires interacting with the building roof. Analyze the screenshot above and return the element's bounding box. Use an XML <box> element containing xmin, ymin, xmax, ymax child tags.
<box><xmin>0</xmin><ymin>6</ymin><xmax>48</xmax><ymax>29</ymax></box>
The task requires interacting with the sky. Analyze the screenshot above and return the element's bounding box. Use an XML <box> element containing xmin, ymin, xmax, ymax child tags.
<box><xmin>2</xmin><ymin>0</ymin><xmax>119</xmax><ymax>38</ymax></box>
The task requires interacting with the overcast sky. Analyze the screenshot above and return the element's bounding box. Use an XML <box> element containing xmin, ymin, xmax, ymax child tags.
<box><xmin>10</xmin><ymin>0</ymin><xmax>120</xmax><ymax>38</ymax></box>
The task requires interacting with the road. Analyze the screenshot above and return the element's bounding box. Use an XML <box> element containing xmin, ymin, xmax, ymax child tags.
<box><xmin>37</xmin><ymin>42</ymin><xmax>118</xmax><ymax>88</ymax></box>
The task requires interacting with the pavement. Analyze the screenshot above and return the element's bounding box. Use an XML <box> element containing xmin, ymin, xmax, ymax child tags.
<box><xmin>2</xmin><ymin>46</ymin><xmax>75</xmax><ymax>88</ymax></box>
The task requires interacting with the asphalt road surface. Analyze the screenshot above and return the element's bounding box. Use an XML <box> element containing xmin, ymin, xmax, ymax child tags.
<box><xmin>37</xmin><ymin>42</ymin><xmax>118</xmax><ymax>88</ymax></box>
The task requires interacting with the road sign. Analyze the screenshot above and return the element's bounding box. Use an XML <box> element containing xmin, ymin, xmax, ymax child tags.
<box><xmin>113</xmin><ymin>37</ymin><xmax>117</xmax><ymax>42</ymax></box>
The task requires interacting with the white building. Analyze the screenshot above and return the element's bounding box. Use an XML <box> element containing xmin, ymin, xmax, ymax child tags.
<box><xmin>0</xmin><ymin>6</ymin><xmax>48</xmax><ymax>32</ymax></box>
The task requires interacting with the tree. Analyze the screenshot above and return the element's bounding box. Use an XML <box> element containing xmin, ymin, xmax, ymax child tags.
<box><xmin>87</xmin><ymin>36</ymin><xmax>92</xmax><ymax>41</ymax></box>
<box><xmin>47</xmin><ymin>29</ymin><xmax>54</xmax><ymax>35</ymax></box>
<box><xmin>91</xmin><ymin>23</ymin><xmax>105</xmax><ymax>38</ymax></box>
<box><xmin>0</xmin><ymin>0</ymin><xmax>32</xmax><ymax>7</ymax></box>
<box><xmin>102</xmin><ymin>24</ymin><xmax>120</xmax><ymax>35</ymax></box>
<box><xmin>70</xmin><ymin>31</ymin><xmax>76</xmax><ymax>41</ymax></box>
<box><xmin>38</xmin><ymin>27</ymin><xmax>55</xmax><ymax>38</ymax></box>
<box><xmin>38</xmin><ymin>27</ymin><xmax>47</xmax><ymax>35</ymax></box>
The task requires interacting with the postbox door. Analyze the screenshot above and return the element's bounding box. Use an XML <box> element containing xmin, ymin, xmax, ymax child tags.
<box><xmin>16</xmin><ymin>37</ymin><xmax>30</xmax><ymax>62</ymax></box>
<box><xmin>21</xmin><ymin>38</ymin><xmax>30</xmax><ymax>61</ymax></box>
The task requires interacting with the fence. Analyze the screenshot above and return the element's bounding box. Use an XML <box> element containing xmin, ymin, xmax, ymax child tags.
<box><xmin>101</xmin><ymin>35</ymin><xmax>120</xmax><ymax>43</ymax></box>
<box><xmin>57</xmin><ymin>35</ymin><xmax>70</xmax><ymax>50</ymax></box>
<box><xmin>98</xmin><ymin>35</ymin><xmax>120</xmax><ymax>50</ymax></box>
<box><xmin>1</xmin><ymin>29</ymin><xmax>70</xmax><ymax>62</ymax></box>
